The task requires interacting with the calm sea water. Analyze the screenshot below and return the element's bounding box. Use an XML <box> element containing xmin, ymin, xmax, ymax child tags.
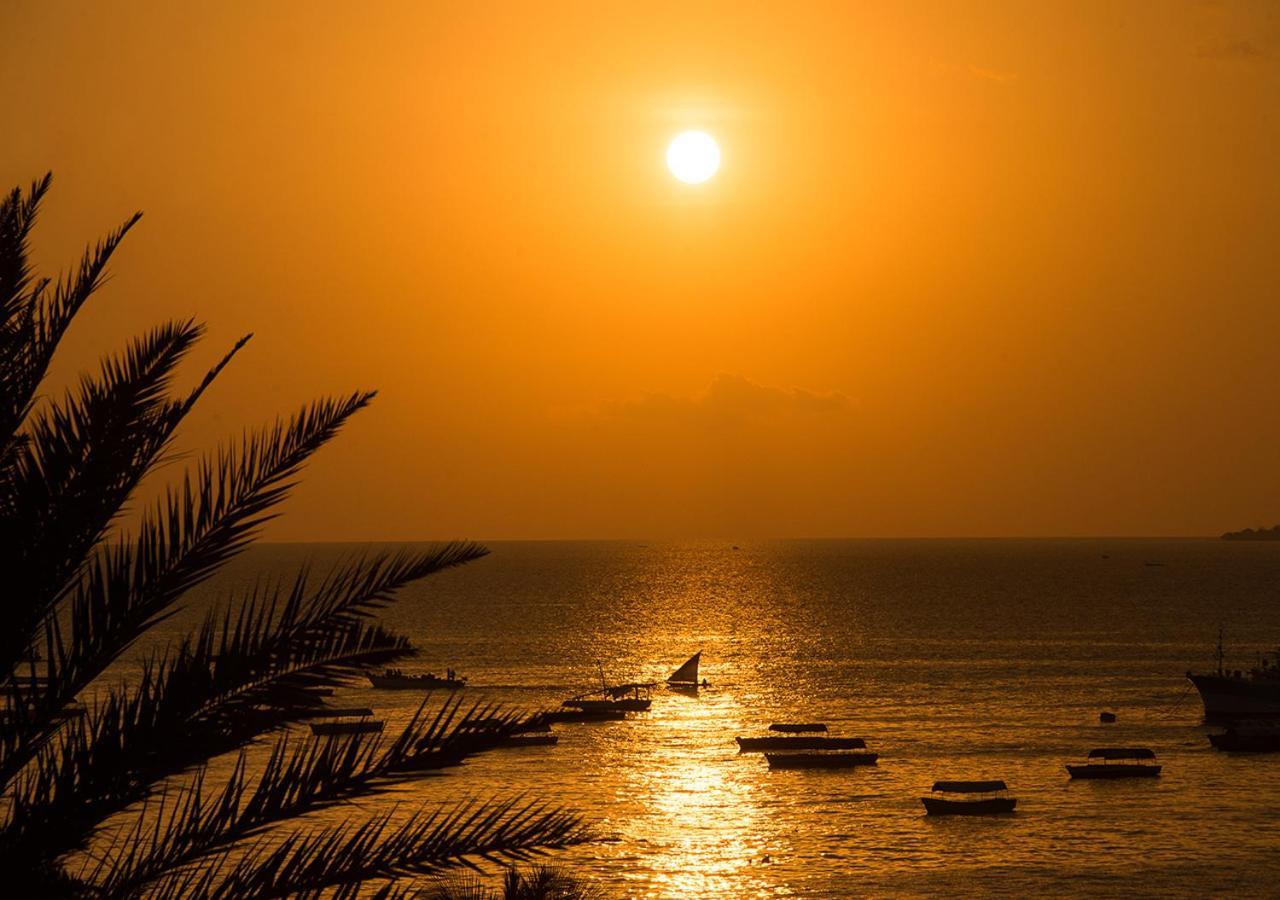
<box><xmin>170</xmin><ymin>539</ymin><xmax>1280</xmax><ymax>897</ymax></box>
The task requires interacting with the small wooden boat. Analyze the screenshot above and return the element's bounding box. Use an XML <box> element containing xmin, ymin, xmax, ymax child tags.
<box><xmin>310</xmin><ymin>719</ymin><xmax>385</xmax><ymax>737</ymax></box>
<box><xmin>562</xmin><ymin>680</ymin><xmax>653</xmax><ymax>713</ymax></box>
<box><xmin>499</xmin><ymin>733</ymin><xmax>559</xmax><ymax>747</ymax></box>
<box><xmin>769</xmin><ymin>723</ymin><xmax>828</xmax><ymax>733</ymax></box>
<box><xmin>736</xmin><ymin>736</ymin><xmax>865</xmax><ymax>752</ymax></box>
<box><xmin>1066</xmin><ymin>747</ymin><xmax>1161</xmax><ymax>779</ymax></box>
<box><xmin>765</xmin><ymin>751</ymin><xmax>878</xmax><ymax>769</ymax></box>
<box><xmin>368</xmin><ymin>668</ymin><xmax>467</xmax><ymax>690</ymax></box>
<box><xmin>1099</xmin><ymin>711</ymin><xmax>1117</xmax><ymax>723</ymax></box>
<box><xmin>921</xmin><ymin>780</ymin><xmax>1016</xmax><ymax>815</ymax></box>
<box><xmin>1209</xmin><ymin>722</ymin><xmax>1280</xmax><ymax>752</ymax></box>
<box><xmin>667</xmin><ymin>652</ymin><xmax>707</xmax><ymax>690</ymax></box>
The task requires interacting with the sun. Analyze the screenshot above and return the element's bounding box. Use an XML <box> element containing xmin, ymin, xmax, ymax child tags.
<box><xmin>666</xmin><ymin>131</ymin><xmax>720</xmax><ymax>184</ymax></box>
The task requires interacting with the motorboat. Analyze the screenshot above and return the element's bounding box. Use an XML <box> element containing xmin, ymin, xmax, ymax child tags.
<box><xmin>1066</xmin><ymin>747</ymin><xmax>1161</xmax><ymax>779</ymax></box>
<box><xmin>765</xmin><ymin>751</ymin><xmax>878</xmax><ymax>769</ymax></box>
<box><xmin>736</xmin><ymin>736</ymin><xmax>865</xmax><ymax>752</ymax></box>
<box><xmin>921</xmin><ymin>780</ymin><xmax>1016</xmax><ymax>815</ymax></box>
<box><xmin>1209</xmin><ymin>721</ymin><xmax>1280</xmax><ymax>752</ymax></box>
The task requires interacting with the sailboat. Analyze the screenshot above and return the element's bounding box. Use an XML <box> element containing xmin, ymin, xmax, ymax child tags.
<box><xmin>667</xmin><ymin>651</ymin><xmax>706</xmax><ymax>691</ymax></box>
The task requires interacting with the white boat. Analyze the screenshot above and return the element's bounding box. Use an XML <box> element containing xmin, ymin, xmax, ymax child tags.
<box><xmin>667</xmin><ymin>651</ymin><xmax>706</xmax><ymax>689</ymax></box>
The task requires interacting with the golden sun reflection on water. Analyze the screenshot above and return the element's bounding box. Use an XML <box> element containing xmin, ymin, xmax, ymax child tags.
<box><xmin>609</xmin><ymin>687</ymin><xmax>791</xmax><ymax>897</ymax></box>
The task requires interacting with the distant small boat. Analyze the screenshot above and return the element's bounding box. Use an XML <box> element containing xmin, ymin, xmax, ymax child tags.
<box><xmin>921</xmin><ymin>780</ymin><xmax>1016</xmax><ymax>816</ymax></box>
<box><xmin>1066</xmin><ymin>747</ymin><xmax>1161</xmax><ymax>779</ymax></box>
<box><xmin>1209</xmin><ymin>722</ymin><xmax>1280</xmax><ymax>752</ymax></box>
<box><xmin>667</xmin><ymin>652</ymin><xmax>706</xmax><ymax>689</ymax></box>
<box><xmin>737</xmin><ymin>736</ymin><xmax>865</xmax><ymax>752</ymax></box>
<box><xmin>1099</xmin><ymin>711</ymin><xmax>1117</xmax><ymax>723</ymax></box>
<box><xmin>765</xmin><ymin>751</ymin><xmax>878</xmax><ymax>769</ymax></box>
<box><xmin>769</xmin><ymin>723</ymin><xmax>828</xmax><ymax>733</ymax></box>
<box><xmin>368</xmin><ymin>668</ymin><xmax>467</xmax><ymax>690</ymax></box>
<box><xmin>310</xmin><ymin>719</ymin><xmax>384</xmax><ymax>737</ymax></box>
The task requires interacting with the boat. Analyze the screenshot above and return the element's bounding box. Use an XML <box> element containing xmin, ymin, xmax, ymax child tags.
<box><xmin>769</xmin><ymin>723</ymin><xmax>828</xmax><ymax>733</ymax></box>
<box><xmin>736</xmin><ymin>736</ymin><xmax>865</xmax><ymax>752</ymax></box>
<box><xmin>368</xmin><ymin>668</ymin><xmax>467</xmax><ymax>690</ymax></box>
<box><xmin>1099</xmin><ymin>711</ymin><xmax>1117</xmax><ymax>723</ymax></box>
<box><xmin>921</xmin><ymin>780</ymin><xmax>1017</xmax><ymax>816</ymax></box>
<box><xmin>1066</xmin><ymin>747</ymin><xmax>1162</xmax><ymax>779</ymax></box>
<box><xmin>1187</xmin><ymin>633</ymin><xmax>1280</xmax><ymax>721</ymax></box>
<box><xmin>667</xmin><ymin>652</ymin><xmax>707</xmax><ymax>689</ymax></box>
<box><xmin>310</xmin><ymin>719</ymin><xmax>385</xmax><ymax>737</ymax></box>
<box><xmin>562</xmin><ymin>675</ymin><xmax>654</xmax><ymax>712</ymax></box>
<box><xmin>765</xmin><ymin>751</ymin><xmax>878</xmax><ymax>769</ymax></box>
<box><xmin>1209</xmin><ymin>721</ymin><xmax>1280</xmax><ymax>752</ymax></box>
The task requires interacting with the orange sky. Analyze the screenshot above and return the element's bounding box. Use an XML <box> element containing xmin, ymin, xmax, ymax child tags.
<box><xmin>3</xmin><ymin>1</ymin><xmax>1280</xmax><ymax>539</ymax></box>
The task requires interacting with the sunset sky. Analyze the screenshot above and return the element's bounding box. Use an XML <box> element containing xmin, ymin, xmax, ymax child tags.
<box><xmin>3</xmin><ymin>1</ymin><xmax>1279</xmax><ymax>539</ymax></box>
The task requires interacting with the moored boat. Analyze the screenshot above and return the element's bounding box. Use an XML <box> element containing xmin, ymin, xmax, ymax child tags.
<box><xmin>368</xmin><ymin>668</ymin><xmax>467</xmax><ymax>690</ymax></box>
<box><xmin>562</xmin><ymin>681</ymin><xmax>653</xmax><ymax>712</ymax></box>
<box><xmin>1066</xmin><ymin>747</ymin><xmax>1161</xmax><ymax>779</ymax></box>
<box><xmin>310</xmin><ymin>719</ymin><xmax>385</xmax><ymax>737</ymax></box>
<box><xmin>1209</xmin><ymin>722</ymin><xmax>1280</xmax><ymax>752</ymax></box>
<box><xmin>1187</xmin><ymin>634</ymin><xmax>1280</xmax><ymax>721</ymax></box>
<box><xmin>921</xmin><ymin>780</ymin><xmax>1016</xmax><ymax>815</ymax></box>
<box><xmin>765</xmin><ymin>751</ymin><xmax>878</xmax><ymax>769</ymax></box>
<box><xmin>736</xmin><ymin>736</ymin><xmax>865</xmax><ymax>752</ymax></box>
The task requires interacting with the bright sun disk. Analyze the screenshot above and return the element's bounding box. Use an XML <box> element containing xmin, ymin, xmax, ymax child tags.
<box><xmin>667</xmin><ymin>131</ymin><xmax>720</xmax><ymax>184</ymax></box>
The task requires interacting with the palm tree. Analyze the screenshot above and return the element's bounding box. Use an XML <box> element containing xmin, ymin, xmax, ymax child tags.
<box><xmin>0</xmin><ymin>175</ymin><xmax>587</xmax><ymax>898</ymax></box>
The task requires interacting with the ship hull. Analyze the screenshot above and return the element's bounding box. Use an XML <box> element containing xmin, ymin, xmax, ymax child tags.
<box><xmin>1188</xmin><ymin>674</ymin><xmax>1280</xmax><ymax>721</ymax></box>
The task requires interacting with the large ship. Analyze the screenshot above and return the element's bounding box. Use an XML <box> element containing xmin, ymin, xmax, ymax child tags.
<box><xmin>1187</xmin><ymin>633</ymin><xmax>1280</xmax><ymax>721</ymax></box>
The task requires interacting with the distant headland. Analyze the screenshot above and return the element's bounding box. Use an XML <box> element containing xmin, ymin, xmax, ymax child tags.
<box><xmin>1221</xmin><ymin>525</ymin><xmax>1280</xmax><ymax>541</ymax></box>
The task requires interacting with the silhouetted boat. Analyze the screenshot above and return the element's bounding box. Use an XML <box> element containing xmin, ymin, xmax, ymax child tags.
<box><xmin>737</xmin><ymin>736</ymin><xmax>865</xmax><ymax>752</ymax></box>
<box><xmin>368</xmin><ymin>668</ymin><xmax>467</xmax><ymax>690</ymax></box>
<box><xmin>1099</xmin><ymin>711</ymin><xmax>1117</xmax><ymax>723</ymax></box>
<box><xmin>1187</xmin><ymin>634</ymin><xmax>1280</xmax><ymax>720</ymax></box>
<box><xmin>769</xmin><ymin>723</ymin><xmax>828</xmax><ymax>733</ymax></box>
<box><xmin>1066</xmin><ymin>747</ymin><xmax>1161</xmax><ymax>779</ymax></box>
<box><xmin>921</xmin><ymin>780</ymin><xmax>1016</xmax><ymax>815</ymax></box>
<box><xmin>310</xmin><ymin>719</ymin><xmax>384</xmax><ymax>737</ymax></box>
<box><xmin>562</xmin><ymin>679</ymin><xmax>653</xmax><ymax>712</ymax></box>
<box><xmin>765</xmin><ymin>751</ymin><xmax>878</xmax><ymax>769</ymax></box>
<box><xmin>1209</xmin><ymin>722</ymin><xmax>1280</xmax><ymax>752</ymax></box>
<box><xmin>667</xmin><ymin>652</ymin><xmax>706</xmax><ymax>689</ymax></box>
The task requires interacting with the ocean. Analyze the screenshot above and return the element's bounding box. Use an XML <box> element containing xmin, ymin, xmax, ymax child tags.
<box><xmin>169</xmin><ymin>538</ymin><xmax>1280</xmax><ymax>897</ymax></box>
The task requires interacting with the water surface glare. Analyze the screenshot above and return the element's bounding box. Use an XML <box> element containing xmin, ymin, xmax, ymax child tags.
<box><xmin>182</xmin><ymin>539</ymin><xmax>1280</xmax><ymax>897</ymax></box>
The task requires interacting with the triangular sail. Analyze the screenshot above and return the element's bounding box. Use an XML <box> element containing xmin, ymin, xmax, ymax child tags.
<box><xmin>667</xmin><ymin>651</ymin><xmax>701</xmax><ymax>684</ymax></box>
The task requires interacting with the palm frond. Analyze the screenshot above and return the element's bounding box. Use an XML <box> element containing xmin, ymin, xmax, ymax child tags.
<box><xmin>86</xmin><ymin>692</ymin><xmax>538</xmax><ymax>898</ymax></box>
<box><xmin>0</xmin><ymin>323</ymin><xmax>251</xmax><ymax>679</ymax></box>
<box><xmin>0</xmin><ymin>393</ymin><xmax>373</xmax><ymax>787</ymax></box>
<box><xmin>200</xmin><ymin>796</ymin><xmax>587</xmax><ymax>900</ymax></box>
